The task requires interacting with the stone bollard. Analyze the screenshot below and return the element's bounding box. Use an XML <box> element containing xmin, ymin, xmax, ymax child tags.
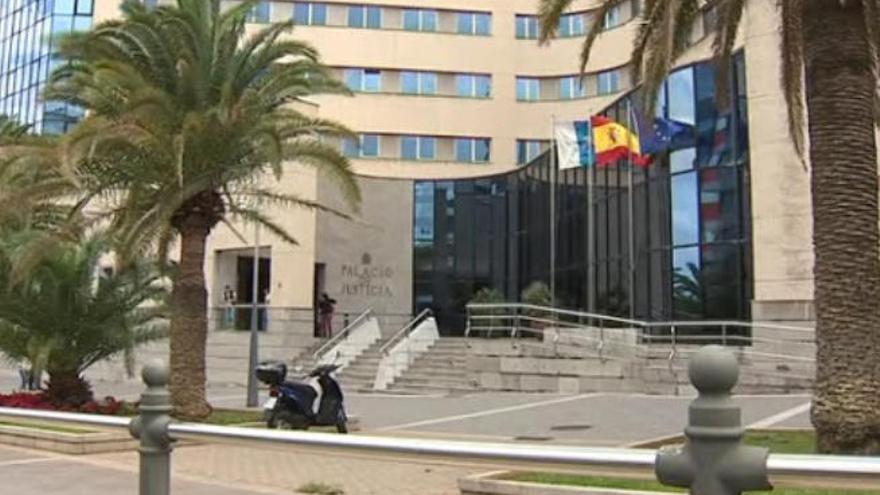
<box><xmin>655</xmin><ymin>345</ymin><xmax>772</xmax><ymax>495</ymax></box>
<box><xmin>129</xmin><ymin>360</ymin><xmax>174</xmax><ymax>495</ymax></box>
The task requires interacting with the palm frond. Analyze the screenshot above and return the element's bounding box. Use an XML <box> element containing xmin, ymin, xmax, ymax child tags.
<box><xmin>712</xmin><ymin>0</ymin><xmax>747</xmax><ymax>107</ymax></box>
<box><xmin>779</xmin><ymin>0</ymin><xmax>807</xmax><ymax>167</ymax></box>
<box><xmin>537</xmin><ymin>0</ymin><xmax>577</xmax><ymax>43</ymax></box>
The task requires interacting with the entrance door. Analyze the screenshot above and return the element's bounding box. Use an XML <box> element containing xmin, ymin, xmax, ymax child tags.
<box><xmin>236</xmin><ymin>256</ymin><xmax>271</xmax><ymax>330</ymax></box>
<box><xmin>313</xmin><ymin>263</ymin><xmax>326</xmax><ymax>337</ymax></box>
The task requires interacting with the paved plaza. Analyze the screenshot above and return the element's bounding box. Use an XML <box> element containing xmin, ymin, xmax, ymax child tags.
<box><xmin>0</xmin><ymin>378</ymin><xmax>812</xmax><ymax>495</ymax></box>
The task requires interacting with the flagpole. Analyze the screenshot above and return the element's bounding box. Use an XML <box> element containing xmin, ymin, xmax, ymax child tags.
<box><xmin>550</xmin><ymin>115</ymin><xmax>557</xmax><ymax>307</ymax></box>
<box><xmin>586</xmin><ymin>133</ymin><xmax>595</xmax><ymax>314</ymax></box>
<box><xmin>626</xmin><ymin>99</ymin><xmax>635</xmax><ymax>322</ymax></box>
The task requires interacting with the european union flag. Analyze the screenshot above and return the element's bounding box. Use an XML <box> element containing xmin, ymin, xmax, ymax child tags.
<box><xmin>634</xmin><ymin>106</ymin><xmax>694</xmax><ymax>155</ymax></box>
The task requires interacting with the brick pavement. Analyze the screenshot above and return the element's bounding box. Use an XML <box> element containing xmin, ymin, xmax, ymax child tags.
<box><xmin>93</xmin><ymin>443</ymin><xmax>478</xmax><ymax>495</ymax></box>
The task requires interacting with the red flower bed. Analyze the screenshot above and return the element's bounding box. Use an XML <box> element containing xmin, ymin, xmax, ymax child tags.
<box><xmin>0</xmin><ymin>392</ymin><xmax>124</xmax><ymax>415</ymax></box>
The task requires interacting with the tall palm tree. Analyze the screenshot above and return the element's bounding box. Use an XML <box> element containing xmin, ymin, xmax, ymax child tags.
<box><xmin>45</xmin><ymin>0</ymin><xmax>360</xmax><ymax>417</ymax></box>
<box><xmin>0</xmin><ymin>233</ymin><xmax>168</xmax><ymax>406</ymax></box>
<box><xmin>538</xmin><ymin>0</ymin><xmax>880</xmax><ymax>453</ymax></box>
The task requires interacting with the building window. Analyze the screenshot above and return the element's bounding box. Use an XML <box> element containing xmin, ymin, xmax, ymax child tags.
<box><xmin>348</xmin><ymin>5</ymin><xmax>382</xmax><ymax>28</ymax></box>
<box><xmin>454</xmin><ymin>138</ymin><xmax>491</xmax><ymax>163</ymax></box>
<box><xmin>246</xmin><ymin>1</ymin><xmax>271</xmax><ymax>23</ymax></box>
<box><xmin>343</xmin><ymin>134</ymin><xmax>380</xmax><ymax>158</ymax></box>
<box><xmin>515</xmin><ymin>15</ymin><xmax>538</xmax><ymax>39</ymax></box>
<box><xmin>401</xmin><ymin>136</ymin><xmax>436</xmax><ymax>160</ymax></box>
<box><xmin>597</xmin><ymin>69</ymin><xmax>621</xmax><ymax>94</ymax></box>
<box><xmin>457</xmin><ymin>12</ymin><xmax>491</xmax><ymax>36</ymax></box>
<box><xmin>603</xmin><ymin>5</ymin><xmax>622</xmax><ymax>29</ymax></box>
<box><xmin>516</xmin><ymin>77</ymin><xmax>540</xmax><ymax>101</ymax></box>
<box><xmin>402</xmin><ymin>9</ymin><xmax>438</xmax><ymax>32</ymax></box>
<box><xmin>401</xmin><ymin>71</ymin><xmax>438</xmax><ymax>95</ymax></box>
<box><xmin>455</xmin><ymin>74</ymin><xmax>491</xmax><ymax>98</ymax></box>
<box><xmin>293</xmin><ymin>2</ymin><xmax>327</xmax><ymax>26</ymax></box>
<box><xmin>558</xmin><ymin>13</ymin><xmax>585</xmax><ymax>37</ymax></box>
<box><xmin>559</xmin><ymin>76</ymin><xmax>585</xmax><ymax>99</ymax></box>
<box><xmin>516</xmin><ymin>140</ymin><xmax>545</xmax><ymax>165</ymax></box>
<box><xmin>344</xmin><ymin>68</ymin><xmax>381</xmax><ymax>92</ymax></box>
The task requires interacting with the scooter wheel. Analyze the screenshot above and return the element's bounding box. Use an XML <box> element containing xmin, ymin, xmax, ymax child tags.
<box><xmin>336</xmin><ymin>409</ymin><xmax>348</xmax><ymax>434</ymax></box>
<box><xmin>268</xmin><ymin>410</ymin><xmax>309</xmax><ymax>430</ymax></box>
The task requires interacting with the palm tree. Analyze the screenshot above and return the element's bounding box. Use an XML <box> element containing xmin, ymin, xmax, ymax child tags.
<box><xmin>0</xmin><ymin>115</ymin><xmax>30</xmax><ymax>139</ymax></box>
<box><xmin>0</xmin><ymin>233</ymin><xmax>168</xmax><ymax>406</ymax></box>
<box><xmin>538</xmin><ymin>0</ymin><xmax>880</xmax><ymax>453</ymax></box>
<box><xmin>44</xmin><ymin>0</ymin><xmax>360</xmax><ymax>417</ymax></box>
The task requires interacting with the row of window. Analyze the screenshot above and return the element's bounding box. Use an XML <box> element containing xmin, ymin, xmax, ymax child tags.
<box><xmin>515</xmin><ymin>4</ymin><xmax>624</xmax><ymax>40</ymax></box>
<box><xmin>516</xmin><ymin>69</ymin><xmax>622</xmax><ymax>101</ymax></box>
<box><xmin>344</xmin><ymin>68</ymin><xmax>490</xmax><ymax>97</ymax></box>
<box><xmin>342</xmin><ymin>134</ymin><xmax>491</xmax><ymax>163</ymax></box>
<box><xmin>341</xmin><ymin>135</ymin><xmax>552</xmax><ymax>165</ymax></box>
<box><xmin>341</xmin><ymin>67</ymin><xmax>623</xmax><ymax>100</ymax></box>
<box><xmin>243</xmin><ymin>1</ymin><xmax>633</xmax><ymax>38</ymax></box>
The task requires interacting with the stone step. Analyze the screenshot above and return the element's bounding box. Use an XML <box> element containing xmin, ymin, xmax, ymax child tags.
<box><xmin>390</xmin><ymin>381</ymin><xmax>478</xmax><ymax>393</ymax></box>
<box><xmin>400</xmin><ymin>372</ymin><xmax>469</xmax><ymax>383</ymax></box>
<box><xmin>393</xmin><ymin>377</ymin><xmax>477</xmax><ymax>389</ymax></box>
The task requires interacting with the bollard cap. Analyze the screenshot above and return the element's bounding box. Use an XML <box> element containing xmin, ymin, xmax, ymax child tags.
<box><xmin>688</xmin><ymin>345</ymin><xmax>738</xmax><ymax>394</ymax></box>
<box><xmin>142</xmin><ymin>359</ymin><xmax>170</xmax><ymax>388</ymax></box>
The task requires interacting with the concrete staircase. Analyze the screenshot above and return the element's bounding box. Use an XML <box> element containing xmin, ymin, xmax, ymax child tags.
<box><xmin>389</xmin><ymin>338</ymin><xmax>478</xmax><ymax>394</ymax></box>
<box><xmin>336</xmin><ymin>338</ymin><xmax>388</xmax><ymax>393</ymax></box>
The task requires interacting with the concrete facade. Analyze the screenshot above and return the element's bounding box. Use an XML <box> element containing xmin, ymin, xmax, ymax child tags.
<box><xmin>77</xmin><ymin>0</ymin><xmax>821</xmax><ymax>372</ymax></box>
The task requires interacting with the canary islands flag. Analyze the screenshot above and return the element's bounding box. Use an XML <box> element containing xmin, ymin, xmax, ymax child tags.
<box><xmin>554</xmin><ymin>120</ymin><xmax>595</xmax><ymax>169</ymax></box>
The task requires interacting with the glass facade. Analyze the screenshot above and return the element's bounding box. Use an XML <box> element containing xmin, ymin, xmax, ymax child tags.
<box><xmin>413</xmin><ymin>54</ymin><xmax>750</xmax><ymax>335</ymax></box>
<box><xmin>0</xmin><ymin>0</ymin><xmax>93</xmax><ymax>134</ymax></box>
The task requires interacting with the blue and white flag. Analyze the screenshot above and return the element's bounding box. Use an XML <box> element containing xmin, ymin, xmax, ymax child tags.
<box><xmin>554</xmin><ymin>120</ymin><xmax>594</xmax><ymax>170</ymax></box>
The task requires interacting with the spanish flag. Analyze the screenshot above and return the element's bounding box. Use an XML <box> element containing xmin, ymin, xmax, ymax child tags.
<box><xmin>590</xmin><ymin>115</ymin><xmax>650</xmax><ymax>167</ymax></box>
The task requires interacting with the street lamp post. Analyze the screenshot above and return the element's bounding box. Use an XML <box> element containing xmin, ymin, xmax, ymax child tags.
<box><xmin>246</xmin><ymin>223</ymin><xmax>260</xmax><ymax>408</ymax></box>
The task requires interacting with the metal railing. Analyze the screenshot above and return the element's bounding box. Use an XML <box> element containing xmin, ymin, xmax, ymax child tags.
<box><xmin>378</xmin><ymin>308</ymin><xmax>433</xmax><ymax>356</ymax></box>
<box><xmin>0</xmin><ymin>346</ymin><xmax>878</xmax><ymax>495</ymax></box>
<box><xmin>312</xmin><ymin>307</ymin><xmax>374</xmax><ymax>360</ymax></box>
<box><xmin>466</xmin><ymin>303</ymin><xmax>816</xmax><ymax>380</ymax></box>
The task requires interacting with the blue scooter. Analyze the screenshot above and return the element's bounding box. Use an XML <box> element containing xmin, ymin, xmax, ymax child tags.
<box><xmin>255</xmin><ymin>361</ymin><xmax>348</xmax><ymax>433</ymax></box>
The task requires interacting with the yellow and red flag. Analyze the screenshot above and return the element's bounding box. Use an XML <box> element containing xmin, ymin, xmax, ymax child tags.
<box><xmin>590</xmin><ymin>115</ymin><xmax>650</xmax><ymax>167</ymax></box>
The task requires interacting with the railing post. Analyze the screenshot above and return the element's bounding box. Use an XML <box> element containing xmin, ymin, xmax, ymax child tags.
<box><xmin>722</xmin><ymin>324</ymin><xmax>728</xmax><ymax>346</ymax></box>
<box><xmin>129</xmin><ymin>360</ymin><xmax>174</xmax><ymax>495</ymax></box>
<box><xmin>655</xmin><ymin>345</ymin><xmax>771</xmax><ymax>495</ymax></box>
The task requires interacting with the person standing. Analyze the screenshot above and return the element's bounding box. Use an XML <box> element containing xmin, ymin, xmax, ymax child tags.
<box><xmin>223</xmin><ymin>285</ymin><xmax>236</xmax><ymax>329</ymax></box>
<box><xmin>318</xmin><ymin>293</ymin><xmax>336</xmax><ymax>338</ymax></box>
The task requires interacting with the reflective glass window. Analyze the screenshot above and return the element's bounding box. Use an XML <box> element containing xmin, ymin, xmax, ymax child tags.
<box><xmin>559</xmin><ymin>76</ymin><xmax>584</xmax><ymax>99</ymax></box>
<box><xmin>403</xmin><ymin>9</ymin><xmax>437</xmax><ymax>32</ymax></box>
<box><xmin>597</xmin><ymin>70</ymin><xmax>620</xmax><ymax>94</ymax></box>
<box><xmin>247</xmin><ymin>1</ymin><xmax>271</xmax><ymax>23</ymax></box>
<box><xmin>668</xmin><ymin>67</ymin><xmax>696</xmax><ymax>125</ymax></box>
<box><xmin>401</xmin><ymin>136</ymin><xmax>436</xmax><ymax>160</ymax></box>
<box><xmin>400</xmin><ymin>71</ymin><xmax>436</xmax><ymax>95</ymax></box>
<box><xmin>603</xmin><ymin>5</ymin><xmax>621</xmax><ymax>29</ymax></box>
<box><xmin>361</xmin><ymin>134</ymin><xmax>379</xmax><ymax>157</ymax></box>
<box><xmin>671</xmin><ymin>170</ymin><xmax>699</xmax><ymax>246</ymax></box>
<box><xmin>54</xmin><ymin>0</ymin><xmax>76</xmax><ymax>15</ymax></box>
<box><xmin>348</xmin><ymin>5</ymin><xmax>381</xmax><ymax>28</ymax></box>
<box><xmin>414</xmin><ymin>182</ymin><xmax>435</xmax><ymax>245</ymax></box>
<box><xmin>293</xmin><ymin>2</ymin><xmax>325</xmax><ymax>25</ymax></box>
<box><xmin>558</xmin><ymin>13</ymin><xmax>584</xmax><ymax>37</ymax></box>
<box><xmin>515</xmin><ymin>15</ymin><xmax>537</xmax><ymax>39</ymax></box>
<box><xmin>516</xmin><ymin>77</ymin><xmax>539</xmax><ymax>101</ymax></box>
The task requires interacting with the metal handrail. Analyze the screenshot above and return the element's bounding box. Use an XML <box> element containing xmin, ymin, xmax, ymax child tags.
<box><xmin>379</xmin><ymin>308</ymin><xmax>432</xmax><ymax>356</ymax></box>
<box><xmin>312</xmin><ymin>307</ymin><xmax>373</xmax><ymax>359</ymax></box>
<box><xmin>0</xmin><ymin>406</ymin><xmax>878</xmax><ymax>481</ymax></box>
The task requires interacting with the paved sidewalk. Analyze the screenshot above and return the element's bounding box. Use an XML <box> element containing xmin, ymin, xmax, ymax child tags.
<box><xmin>94</xmin><ymin>443</ymin><xmax>477</xmax><ymax>495</ymax></box>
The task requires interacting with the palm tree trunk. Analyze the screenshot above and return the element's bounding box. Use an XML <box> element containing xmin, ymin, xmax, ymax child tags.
<box><xmin>44</xmin><ymin>369</ymin><xmax>93</xmax><ymax>407</ymax></box>
<box><xmin>169</xmin><ymin>219</ymin><xmax>213</xmax><ymax>418</ymax></box>
<box><xmin>804</xmin><ymin>0</ymin><xmax>880</xmax><ymax>454</ymax></box>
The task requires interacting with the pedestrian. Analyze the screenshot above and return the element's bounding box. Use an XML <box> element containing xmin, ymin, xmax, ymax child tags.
<box><xmin>318</xmin><ymin>293</ymin><xmax>336</xmax><ymax>338</ymax></box>
<box><xmin>223</xmin><ymin>284</ymin><xmax>236</xmax><ymax>329</ymax></box>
